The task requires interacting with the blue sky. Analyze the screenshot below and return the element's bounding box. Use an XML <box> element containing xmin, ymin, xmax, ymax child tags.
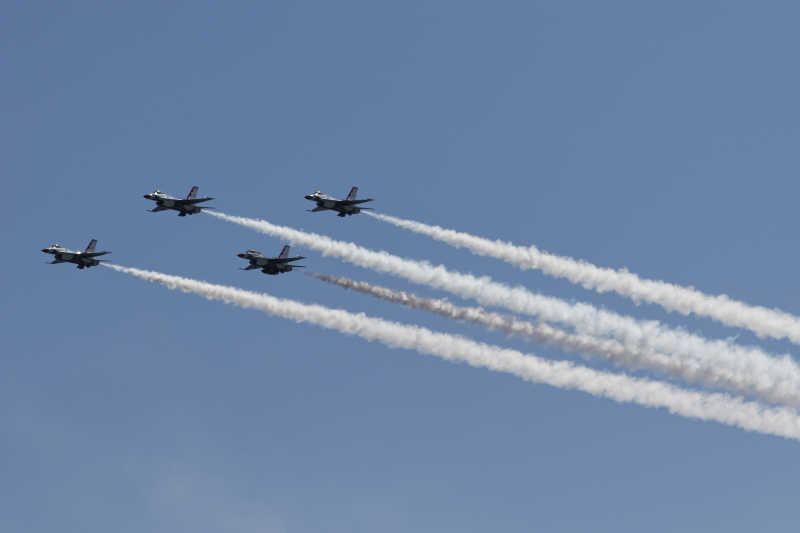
<box><xmin>3</xmin><ymin>1</ymin><xmax>800</xmax><ymax>531</ymax></box>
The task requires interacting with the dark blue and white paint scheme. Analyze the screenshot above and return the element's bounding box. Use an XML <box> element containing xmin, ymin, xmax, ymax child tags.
<box><xmin>42</xmin><ymin>239</ymin><xmax>111</xmax><ymax>269</ymax></box>
<box><xmin>237</xmin><ymin>245</ymin><xmax>306</xmax><ymax>275</ymax></box>
<box><xmin>144</xmin><ymin>186</ymin><xmax>214</xmax><ymax>216</ymax></box>
<box><xmin>304</xmin><ymin>186</ymin><xmax>374</xmax><ymax>217</ymax></box>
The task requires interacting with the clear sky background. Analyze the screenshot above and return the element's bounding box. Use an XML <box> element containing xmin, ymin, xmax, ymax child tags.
<box><xmin>3</xmin><ymin>1</ymin><xmax>799</xmax><ymax>531</ymax></box>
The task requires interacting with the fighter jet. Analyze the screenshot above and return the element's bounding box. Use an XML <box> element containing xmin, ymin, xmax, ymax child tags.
<box><xmin>41</xmin><ymin>239</ymin><xmax>111</xmax><ymax>269</ymax></box>
<box><xmin>304</xmin><ymin>186</ymin><xmax>374</xmax><ymax>217</ymax></box>
<box><xmin>144</xmin><ymin>186</ymin><xmax>214</xmax><ymax>216</ymax></box>
<box><xmin>237</xmin><ymin>245</ymin><xmax>306</xmax><ymax>275</ymax></box>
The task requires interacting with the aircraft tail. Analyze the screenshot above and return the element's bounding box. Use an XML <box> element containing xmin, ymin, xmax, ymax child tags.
<box><xmin>186</xmin><ymin>186</ymin><xmax>199</xmax><ymax>200</ymax></box>
<box><xmin>278</xmin><ymin>245</ymin><xmax>290</xmax><ymax>259</ymax></box>
<box><xmin>84</xmin><ymin>239</ymin><xmax>97</xmax><ymax>253</ymax></box>
<box><xmin>346</xmin><ymin>186</ymin><xmax>359</xmax><ymax>201</ymax></box>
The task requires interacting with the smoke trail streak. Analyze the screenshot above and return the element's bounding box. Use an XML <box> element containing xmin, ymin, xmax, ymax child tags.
<box><xmin>366</xmin><ymin>211</ymin><xmax>800</xmax><ymax>345</ymax></box>
<box><xmin>310</xmin><ymin>272</ymin><xmax>800</xmax><ymax>407</ymax></box>
<box><xmin>206</xmin><ymin>210</ymin><xmax>800</xmax><ymax>405</ymax></box>
<box><xmin>105</xmin><ymin>263</ymin><xmax>800</xmax><ymax>441</ymax></box>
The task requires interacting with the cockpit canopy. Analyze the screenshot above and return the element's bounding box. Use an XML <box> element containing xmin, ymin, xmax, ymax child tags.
<box><xmin>49</xmin><ymin>244</ymin><xmax>62</xmax><ymax>249</ymax></box>
<box><xmin>245</xmin><ymin>249</ymin><xmax>260</xmax><ymax>254</ymax></box>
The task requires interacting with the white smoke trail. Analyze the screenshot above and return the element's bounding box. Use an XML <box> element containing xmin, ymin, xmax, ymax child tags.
<box><xmin>206</xmin><ymin>210</ymin><xmax>800</xmax><ymax>405</ymax></box>
<box><xmin>105</xmin><ymin>263</ymin><xmax>800</xmax><ymax>441</ymax></box>
<box><xmin>366</xmin><ymin>211</ymin><xmax>800</xmax><ymax>345</ymax></box>
<box><xmin>309</xmin><ymin>272</ymin><xmax>800</xmax><ymax>407</ymax></box>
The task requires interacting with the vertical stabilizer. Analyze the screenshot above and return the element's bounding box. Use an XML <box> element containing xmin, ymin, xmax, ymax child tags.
<box><xmin>346</xmin><ymin>186</ymin><xmax>359</xmax><ymax>201</ymax></box>
<box><xmin>186</xmin><ymin>186</ymin><xmax>199</xmax><ymax>200</ymax></box>
<box><xmin>84</xmin><ymin>239</ymin><xmax>97</xmax><ymax>253</ymax></box>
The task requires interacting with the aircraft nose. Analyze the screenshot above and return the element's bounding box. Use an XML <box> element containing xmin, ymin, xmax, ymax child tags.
<box><xmin>143</xmin><ymin>194</ymin><xmax>151</xmax><ymax>199</ymax></box>
<box><xmin>237</xmin><ymin>253</ymin><xmax>247</xmax><ymax>258</ymax></box>
<box><xmin>41</xmin><ymin>248</ymin><xmax>49</xmax><ymax>253</ymax></box>
<box><xmin>304</xmin><ymin>195</ymin><xmax>313</xmax><ymax>200</ymax></box>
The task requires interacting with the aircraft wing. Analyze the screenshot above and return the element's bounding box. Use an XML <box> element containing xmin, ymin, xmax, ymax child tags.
<box><xmin>274</xmin><ymin>256</ymin><xmax>306</xmax><ymax>263</ymax></box>
<box><xmin>309</xmin><ymin>206</ymin><xmax>329</xmax><ymax>212</ymax></box>
<box><xmin>345</xmin><ymin>198</ymin><xmax>374</xmax><ymax>205</ymax></box>
<box><xmin>180</xmin><ymin>197</ymin><xmax>214</xmax><ymax>205</ymax></box>
<box><xmin>149</xmin><ymin>205</ymin><xmax>170</xmax><ymax>212</ymax></box>
<box><xmin>337</xmin><ymin>198</ymin><xmax>374</xmax><ymax>206</ymax></box>
<box><xmin>241</xmin><ymin>264</ymin><xmax>260</xmax><ymax>270</ymax></box>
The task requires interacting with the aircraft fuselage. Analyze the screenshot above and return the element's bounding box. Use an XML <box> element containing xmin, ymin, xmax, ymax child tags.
<box><xmin>42</xmin><ymin>247</ymin><xmax>103</xmax><ymax>269</ymax></box>
<box><xmin>304</xmin><ymin>194</ymin><xmax>365</xmax><ymax>216</ymax></box>
<box><xmin>237</xmin><ymin>249</ymin><xmax>304</xmax><ymax>275</ymax></box>
<box><xmin>144</xmin><ymin>189</ymin><xmax>213</xmax><ymax>216</ymax></box>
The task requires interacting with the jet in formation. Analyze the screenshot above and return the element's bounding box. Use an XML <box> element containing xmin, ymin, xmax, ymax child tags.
<box><xmin>238</xmin><ymin>245</ymin><xmax>306</xmax><ymax>275</ymax></box>
<box><xmin>41</xmin><ymin>239</ymin><xmax>111</xmax><ymax>269</ymax></box>
<box><xmin>144</xmin><ymin>186</ymin><xmax>214</xmax><ymax>216</ymax></box>
<box><xmin>304</xmin><ymin>186</ymin><xmax>374</xmax><ymax>217</ymax></box>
